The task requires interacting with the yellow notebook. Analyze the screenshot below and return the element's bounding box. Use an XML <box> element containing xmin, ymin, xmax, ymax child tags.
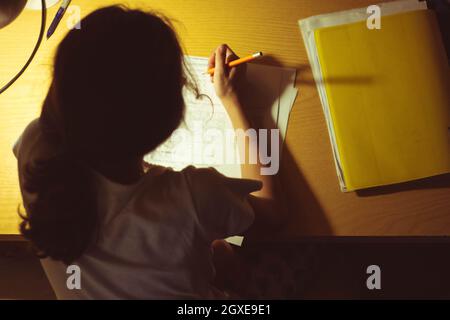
<box><xmin>313</xmin><ymin>9</ymin><xmax>450</xmax><ymax>191</ymax></box>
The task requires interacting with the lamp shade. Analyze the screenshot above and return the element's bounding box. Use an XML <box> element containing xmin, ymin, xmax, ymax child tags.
<box><xmin>0</xmin><ymin>0</ymin><xmax>59</xmax><ymax>29</ymax></box>
<box><xmin>0</xmin><ymin>0</ymin><xmax>27</xmax><ymax>29</ymax></box>
<box><xmin>0</xmin><ymin>0</ymin><xmax>49</xmax><ymax>95</ymax></box>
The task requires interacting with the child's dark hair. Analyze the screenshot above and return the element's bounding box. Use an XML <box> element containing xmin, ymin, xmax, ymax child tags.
<box><xmin>19</xmin><ymin>6</ymin><xmax>194</xmax><ymax>264</ymax></box>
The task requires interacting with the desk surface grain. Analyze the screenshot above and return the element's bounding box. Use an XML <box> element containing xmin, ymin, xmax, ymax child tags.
<box><xmin>0</xmin><ymin>0</ymin><xmax>449</xmax><ymax>236</ymax></box>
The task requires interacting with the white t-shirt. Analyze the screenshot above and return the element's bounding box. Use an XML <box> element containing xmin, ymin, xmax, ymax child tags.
<box><xmin>13</xmin><ymin>119</ymin><xmax>261</xmax><ymax>299</ymax></box>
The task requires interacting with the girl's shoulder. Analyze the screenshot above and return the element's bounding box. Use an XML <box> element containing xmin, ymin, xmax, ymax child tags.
<box><xmin>13</xmin><ymin>118</ymin><xmax>60</xmax><ymax>163</ymax></box>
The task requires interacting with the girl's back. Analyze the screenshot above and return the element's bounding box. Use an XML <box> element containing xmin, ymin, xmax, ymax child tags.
<box><xmin>14</xmin><ymin>5</ymin><xmax>282</xmax><ymax>299</ymax></box>
<box><xmin>16</xmin><ymin>118</ymin><xmax>257</xmax><ymax>299</ymax></box>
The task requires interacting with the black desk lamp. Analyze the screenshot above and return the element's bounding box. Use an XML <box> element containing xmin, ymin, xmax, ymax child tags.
<box><xmin>0</xmin><ymin>0</ymin><xmax>47</xmax><ymax>95</ymax></box>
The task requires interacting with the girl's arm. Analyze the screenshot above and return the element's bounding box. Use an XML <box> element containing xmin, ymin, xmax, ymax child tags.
<box><xmin>208</xmin><ymin>44</ymin><xmax>288</xmax><ymax>237</ymax></box>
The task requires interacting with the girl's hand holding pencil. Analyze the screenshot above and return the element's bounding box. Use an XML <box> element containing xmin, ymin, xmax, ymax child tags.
<box><xmin>208</xmin><ymin>44</ymin><xmax>260</xmax><ymax>106</ymax></box>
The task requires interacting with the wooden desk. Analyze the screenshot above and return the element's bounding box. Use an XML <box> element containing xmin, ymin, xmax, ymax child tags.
<box><xmin>1</xmin><ymin>0</ymin><xmax>449</xmax><ymax>237</ymax></box>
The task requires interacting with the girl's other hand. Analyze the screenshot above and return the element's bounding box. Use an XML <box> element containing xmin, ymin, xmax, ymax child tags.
<box><xmin>208</xmin><ymin>44</ymin><xmax>247</xmax><ymax>106</ymax></box>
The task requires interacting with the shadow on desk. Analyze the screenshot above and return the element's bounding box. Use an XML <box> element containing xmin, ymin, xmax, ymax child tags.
<box><xmin>258</xmin><ymin>60</ymin><xmax>375</xmax><ymax>87</ymax></box>
<box><xmin>248</xmin><ymin>55</ymin><xmax>333</xmax><ymax>238</ymax></box>
<box><xmin>356</xmin><ymin>173</ymin><xmax>450</xmax><ymax>197</ymax></box>
<box><xmin>280</xmin><ymin>147</ymin><xmax>333</xmax><ymax>235</ymax></box>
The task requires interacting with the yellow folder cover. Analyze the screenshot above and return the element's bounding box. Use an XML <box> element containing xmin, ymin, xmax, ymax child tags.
<box><xmin>314</xmin><ymin>9</ymin><xmax>450</xmax><ymax>191</ymax></box>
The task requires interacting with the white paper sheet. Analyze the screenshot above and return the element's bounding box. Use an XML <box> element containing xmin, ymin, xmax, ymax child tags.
<box><xmin>144</xmin><ymin>56</ymin><xmax>297</xmax><ymax>177</ymax></box>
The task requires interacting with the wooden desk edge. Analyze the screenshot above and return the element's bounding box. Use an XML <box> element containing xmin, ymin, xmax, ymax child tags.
<box><xmin>0</xmin><ymin>234</ymin><xmax>25</xmax><ymax>241</ymax></box>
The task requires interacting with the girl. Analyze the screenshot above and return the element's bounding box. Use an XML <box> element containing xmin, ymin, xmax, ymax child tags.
<box><xmin>13</xmin><ymin>6</ymin><xmax>285</xmax><ymax>299</ymax></box>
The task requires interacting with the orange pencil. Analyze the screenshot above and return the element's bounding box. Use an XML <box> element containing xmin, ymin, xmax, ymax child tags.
<box><xmin>206</xmin><ymin>52</ymin><xmax>263</xmax><ymax>75</ymax></box>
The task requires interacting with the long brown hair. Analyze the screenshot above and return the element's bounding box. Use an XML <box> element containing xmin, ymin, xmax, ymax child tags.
<box><xmin>19</xmin><ymin>6</ymin><xmax>195</xmax><ymax>264</ymax></box>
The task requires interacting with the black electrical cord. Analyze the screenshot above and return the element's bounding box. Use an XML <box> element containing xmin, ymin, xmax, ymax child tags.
<box><xmin>0</xmin><ymin>0</ymin><xmax>47</xmax><ymax>95</ymax></box>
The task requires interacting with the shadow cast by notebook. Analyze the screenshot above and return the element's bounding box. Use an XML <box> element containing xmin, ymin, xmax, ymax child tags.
<box><xmin>257</xmin><ymin>60</ymin><xmax>376</xmax><ymax>87</ymax></box>
<box><xmin>356</xmin><ymin>173</ymin><xmax>450</xmax><ymax>197</ymax></box>
<box><xmin>255</xmin><ymin>57</ymin><xmax>313</xmax><ymax>86</ymax></box>
<box><xmin>243</xmin><ymin>55</ymin><xmax>333</xmax><ymax>240</ymax></box>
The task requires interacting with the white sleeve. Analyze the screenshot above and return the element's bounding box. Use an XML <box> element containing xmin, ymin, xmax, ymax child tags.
<box><xmin>12</xmin><ymin>119</ymin><xmax>41</xmax><ymax>159</ymax></box>
<box><xmin>12</xmin><ymin>134</ymin><xmax>23</xmax><ymax>159</ymax></box>
<box><xmin>183</xmin><ymin>166</ymin><xmax>262</xmax><ymax>242</ymax></box>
